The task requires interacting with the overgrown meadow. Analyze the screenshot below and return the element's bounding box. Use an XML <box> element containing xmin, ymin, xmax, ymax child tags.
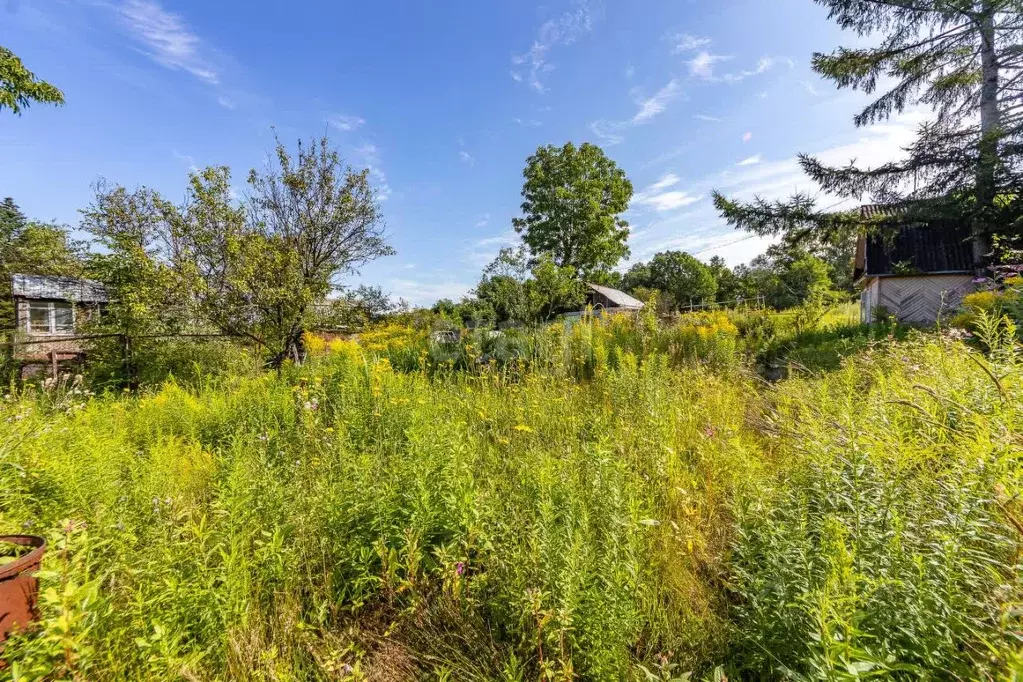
<box><xmin>1</xmin><ymin>311</ymin><xmax>1021</xmax><ymax>681</ymax></box>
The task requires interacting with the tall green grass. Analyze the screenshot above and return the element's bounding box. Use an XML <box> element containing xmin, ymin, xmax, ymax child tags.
<box><xmin>0</xmin><ymin>315</ymin><xmax>1020</xmax><ymax>680</ymax></box>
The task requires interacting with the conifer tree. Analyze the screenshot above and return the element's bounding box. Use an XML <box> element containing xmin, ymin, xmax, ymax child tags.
<box><xmin>714</xmin><ymin>0</ymin><xmax>1023</xmax><ymax>271</ymax></box>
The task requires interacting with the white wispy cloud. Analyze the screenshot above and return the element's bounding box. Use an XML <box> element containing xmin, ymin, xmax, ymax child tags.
<box><xmin>632</xmin><ymin>79</ymin><xmax>681</xmax><ymax>124</ymax></box>
<box><xmin>688</xmin><ymin>51</ymin><xmax>731</xmax><ymax>80</ymax></box>
<box><xmin>216</xmin><ymin>95</ymin><xmax>236</xmax><ymax>109</ymax></box>
<box><xmin>589</xmin><ymin>78</ymin><xmax>682</xmax><ymax>145</ymax></box>
<box><xmin>475</xmin><ymin>232</ymin><xmax>517</xmax><ymax>248</ymax></box>
<box><xmin>466</xmin><ymin>230</ymin><xmax>520</xmax><ymax>268</ymax></box>
<box><xmin>513</xmin><ymin>117</ymin><xmax>543</xmax><ymax>127</ymax></box>
<box><xmin>354</xmin><ymin>143</ymin><xmax>391</xmax><ymax>201</ymax></box>
<box><xmin>171</xmin><ymin>149</ymin><xmax>199</xmax><ymax>172</ymax></box>
<box><xmin>684</xmin><ymin>47</ymin><xmax>789</xmax><ymax>84</ymax></box>
<box><xmin>632</xmin><ymin>174</ymin><xmax>701</xmax><ymax>212</ymax></box>
<box><xmin>589</xmin><ymin>119</ymin><xmax>624</xmax><ymax>146</ymax></box>
<box><xmin>720</xmin><ymin>56</ymin><xmax>786</xmax><ymax>84</ymax></box>
<box><xmin>649</xmin><ymin>173</ymin><xmax>681</xmax><ymax>190</ymax></box>
<box><xmin>694</xmin><ymin>114</ymin><xmax>720</xmax><ymax>122</ymax></box>
<box><xmin>510</xmin><ymin>0</ymin><xmax>596</xmax><ymax>93</ymax></box>
<box><xmin>736</xmin><ymin>154</ymin><xmax>763</xmax><ymax>166</ymax></box>
<box><xmin>117</xmin><ymin>0</ymin><xmax>218</xmax><ymax>84</ymax></box>
<box><xmin>326</xmin><ymin>114</ymin><xmax>366</xmax><ymax>132</ymax></box>
<box><xmin>670</xmin><ymin>33</ymin><xmax>712</xmax><ymax>54</ymax></box>
<box><xmin>802</xmin><ymin>80</ymin><xmax>821</xmax><ymax>96</ymax></box>
<box><xmin>459</xmin><ymin>150</ymin><xmax>475</xmax><ymax>166</ymax></box>
<box><xmin>742</xmin><ymin>131</ymin><xmax>753</xmax><ymax>142</ymax></box>
<box><xmin>633</xmin><ymin>191</ymin><xmax>702</xmax><ymax>212</ymax></box>
<box><xmin>475</xmin><ymin>213</ymin><xmax>491</xmax><ymax>228</ymax></box>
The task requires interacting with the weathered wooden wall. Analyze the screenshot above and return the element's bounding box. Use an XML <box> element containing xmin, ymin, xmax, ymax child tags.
<box><xmin>861</xmin><ymin>274</ymin><xmax>975</xmax><ymax>325</ymax></box>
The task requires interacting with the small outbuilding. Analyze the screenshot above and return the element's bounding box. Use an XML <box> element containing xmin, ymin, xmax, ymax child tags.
<box><xmin>584</xmin><ymin>283</ymin><xmax>645</xmax><ymax>312</ymax></box>
<box><xmin>11</xmin><ymin>274</ymin><xmax>108</xmax><ymax>374</ymax></box>
<box><xmin>854</xmin><ymin>207</ymin><xmax>976</xmax><ymax>325</ymax></box>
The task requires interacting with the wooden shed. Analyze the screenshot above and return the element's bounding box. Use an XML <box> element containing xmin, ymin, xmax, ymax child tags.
<box><xmin>11</xmin><ymin>274</ymin><xmax>108</xmax><ymax>375</ymax></box>
<box><xmin>584</xmin><ymin>283</ymin><xmax>644</xmax><ymax>312</ymax></box>
<box><xmin>854</xmin><ymin>208</ymin><xmax>976</xmax><ymax>325</ymax></box>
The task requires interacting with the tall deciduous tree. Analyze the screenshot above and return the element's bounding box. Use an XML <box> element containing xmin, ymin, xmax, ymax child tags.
<box><xmin>513</xmin><ymin>142</ymin><xmax>633</xmax><ymax>279</ymax></box>
<box><xmin>708</xmin><ymin>256</ymin><xmax>743</xmax><ymax>303</ymax></box>
<box><xmin>0</xmin><ymin>47</ymin><xmax>64</xmax><ymax>115</ymax></box>
<box><xmin>179</xmin><ymin>137</ymin><xmax>393</xmax><ymax>366</ymax></box>
<box><xmin>714</xmin><ymin>0</ymin><xmax>1023</xmax><ymax>271</ymax></box>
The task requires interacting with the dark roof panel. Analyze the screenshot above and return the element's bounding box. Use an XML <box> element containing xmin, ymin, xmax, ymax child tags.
<box><xmin>855</xmin><ymin>205</ymin><xmax>974</xmax><ymax>276</ymax></box>
<box><xmin>863</xmin><ymin>222</ymin><xmax>974</xmax><ymax>276</ymax></box>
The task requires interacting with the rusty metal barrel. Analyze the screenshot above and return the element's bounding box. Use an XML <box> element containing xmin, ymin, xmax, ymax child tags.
<box><xmin>0</xmin><ymin>535</ymin><xmax>47</xmax><ymax>643</ymax></box>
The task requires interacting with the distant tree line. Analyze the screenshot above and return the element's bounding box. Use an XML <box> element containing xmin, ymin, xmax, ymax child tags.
<box><xmin>619</xmin><ymin>236</ymin><xmax>855</xmax><ymax>314</ymax></box>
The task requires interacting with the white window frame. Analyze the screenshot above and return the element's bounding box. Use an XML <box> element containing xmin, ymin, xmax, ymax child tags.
<box><xmin>25</xmin><ymin>301</ymin><xmax>76</xmax><ymax>335</ymax></box>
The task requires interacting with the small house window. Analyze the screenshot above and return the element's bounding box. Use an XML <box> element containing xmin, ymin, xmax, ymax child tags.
<box><xmin>26</xmin><ymin>301</ymin><xmax>76</xmax><ymax>334</ymax></box>
<box><xmin>54</xmin><ymin>303</ymin><xmax>74</xmax><ymax>332</ymax></box>
<box><xmin>29</xmin><ymin>303</ymin><xmax>50</xmax><ymax>332</ymax></box>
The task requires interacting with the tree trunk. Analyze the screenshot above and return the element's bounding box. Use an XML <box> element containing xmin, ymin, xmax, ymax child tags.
<box><xmin>974</xmin><ymin>2</ymin><xmax>999</xmax><ymax>273</ymax></box>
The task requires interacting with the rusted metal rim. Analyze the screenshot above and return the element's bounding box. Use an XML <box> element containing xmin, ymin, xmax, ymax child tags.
<box><xmin>0</xmin><ymin>536</ymin><xmax>47</xmax><ymax>581</ymax></box>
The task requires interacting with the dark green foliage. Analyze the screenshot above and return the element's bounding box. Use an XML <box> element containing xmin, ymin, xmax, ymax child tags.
<box><xmin>622</xmin><ymin>250</ymin><xmax>718</xmax><ymax>310</ymax></box>
<box><xmin>708</xmin><ymin>256</ymin><xmax>743</xmax><ymax>303</ymax></box>
<box><xmin>80</xmin><ymin>183</ymin><xmax>192</xmax><ymax>387</ymax></box>
<box><xmin>738</xmin><ymin>245</ymin><xmax>841</xmax><ymax>310</ymax></box>
<box><xmin>85</xmin><ymin>338</ymin><xmax>260</xmax><ymax>389</ymax></box>
<box><xmin>513</xmin><ymin>142</ymin><xmax>633</xmax><ymax>278</ymax></box>
<box><xmin>761</xmin><ymin>318</ymin><xmax>909</xmax><ymax>372</ymax></box>
<box><xmin>81</xmin><ymin>135</ymin><xmax>392</xmax><ymax>372</ymax></box>
<box><xmin>621</xmin><ymin>243</ymin><xmax>848</xmax><ymax>313</ymax></box>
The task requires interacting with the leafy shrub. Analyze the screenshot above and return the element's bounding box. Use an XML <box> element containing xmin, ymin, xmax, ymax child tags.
<box><xmin>84</xmin><ymin>336</ymin><xmax>260</xmax><ymax>390</ymax></box>
<box><xmin>955</xmin><ymin>281</ymin><xmax>1023</xmax><ymax>342</ymax></box>
<box><xmin>729</xmin><ymin>341</ymin><xmax>1023</xmax><ymax>678</ymax></box>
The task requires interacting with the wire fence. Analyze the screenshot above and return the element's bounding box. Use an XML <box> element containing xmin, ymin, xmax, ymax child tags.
<box><xmin>676</xmin><ymin>294</ymin><xmax>768</xmax><ymax>312</ymax></box>
<box><xmin>0</xmin><ymin>332</ymin><xmax>232</xmax><ymax>349</ymax></box>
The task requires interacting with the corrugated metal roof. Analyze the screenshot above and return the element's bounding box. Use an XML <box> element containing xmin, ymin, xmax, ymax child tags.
<box><xmin>587</xmin><ymin>283</ymin><xmax>644</xmax><ymax>309</ymax></box>
<box><xmin>860</xmin><ymin>204</ymin><xmax>905</xmax><ymax>219</ymax></box>
<box><xmin>853</xmin><ymin>205</ymin><xmax>975</xmax><ymax>277</ymax></box>
<box><xmin>864</xmin><ymin>223</ymin><xmax>974</xmax><ymax>276</ymax></box>
<box><xmin>11</xmin><ymin>274</ymin><xmax>108</xmax><ymax>302</ymax></box>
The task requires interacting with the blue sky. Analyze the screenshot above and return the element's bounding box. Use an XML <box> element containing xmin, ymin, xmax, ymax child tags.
<box><xmin>2</xmin><ymin>0</ymin><xmax>921</xmax><ymax>305</ymax></box>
